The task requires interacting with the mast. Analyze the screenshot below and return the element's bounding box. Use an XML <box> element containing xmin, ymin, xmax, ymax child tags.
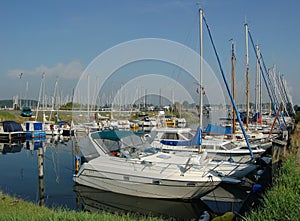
<box><xmin>87</xmin><ymin>74</ymin><xmax>90</xmax><ymax>121</ymax></box>
<box><xmin>196</xmin><ymin>8</ymin><xmax>203</xmax><ymax>153</ymax></box>
<box><xmin>36</xmin><ymin>73</ymin><xmax>45</xmax><ymax>121</ymax></box>
<box><xmin>25</xmin><ymin>81</ymin><xmax>29</xmax><ymax>107</ymax></box>
<box><xmin>202</xmin><ymin>15</ymin><xmax>254</xmax><ymax>158</ymax></box>
<box><xmin>245</xmin><ymin>23</ymin><xmax>250</xmax><ymax>129</ymax></box>
<box><xmin>255</xmin><ymin>44</ymin><xmax>262</xmax><ymax>123</ymax></box>
<box><xmin>50</xmin><ymin>77</ymin><xmax>59</xmax><ymax>121</ymax></box>
<box><xmin>258</xmin><ymin>46</ymin><xmax>262</xmax><ymax>118</ymax></box>
<box><xmin>199</xmin><ymin>8</ymin><xmax>203</xmax><ymax>130</ymax></box>
<box><xmin>231</xmin><ymin>40</ymin><xmax>236</xmax><ymax>134</ymax></box>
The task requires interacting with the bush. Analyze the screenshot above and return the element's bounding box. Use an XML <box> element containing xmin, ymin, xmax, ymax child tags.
<box><xmin>294</xmin><ymin>111</ymin><xmax>300</xmax><ymax>123</ymax></box>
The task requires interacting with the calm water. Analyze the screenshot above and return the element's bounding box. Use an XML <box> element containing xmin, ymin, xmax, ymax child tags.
<box><xmin>0</xmin><ymin>133</ymin><xmax>250</xmax><ymax>220</ymax></box>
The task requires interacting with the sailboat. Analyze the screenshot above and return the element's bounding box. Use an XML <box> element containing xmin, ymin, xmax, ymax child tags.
<box><xmin>150</xmin><ymin>9</ymin><xmax>268</xmax><ymax>163</ymax></box>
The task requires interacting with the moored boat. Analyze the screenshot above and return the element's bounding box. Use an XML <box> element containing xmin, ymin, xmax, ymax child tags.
<box><xmin>24</xmin><ymin>121</ymin><xmax>46</xmax><ymax>138</ymax></box>
<box><xmin>0</xmin><ymin>120</ymin><xmax>26</xmax><ymax>142</ymax></box>
<box><xmin>73</xmin><ymin>129</ymin><xmax>240</xmax><ymax>200</ymax></box>
<box><xmin>151</xmin><ymin>127</ymin><xmax>266</xmax><ymax>163</ymax></box>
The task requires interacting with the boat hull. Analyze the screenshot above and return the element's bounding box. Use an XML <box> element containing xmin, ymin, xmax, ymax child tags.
<box><xmin>73</xmin><ymin>157</ymin><xmax>221</xmax><ymax>199</ymax></box>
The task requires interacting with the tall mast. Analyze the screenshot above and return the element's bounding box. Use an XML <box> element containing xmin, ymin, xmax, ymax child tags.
<box><xmin>42</xmin><ymin>73</ymin><xmax>46</xmax><ymax>112</ymax></box>
<box><xmin>36</xmin><ymin>72</ymin><xmax>45</xmax><ymax>121</ymax></box>
<box><xmin>231</xmin><ymin>40</ymin><xmax>236</xmax><ymax>134</ymax></box>
<box><xmin>199</xmin><ymin>8</ymin><xmax>203</xmax><ymax>130</ymax></box>
<box><xmin>258</xmin><ymin>46</ymin><xmax>262</xmax><ymax>118</ymax></box>
<box><xmin>87</xmin><ymin>74</ymin><xmax>90</xmax><ymax>121</ymax></box>
<box><xmin>245</xmin><ymin>23</ymin><xmax>250</xmax><ymax>129</ymax></box>
<box><xmin>255</xmin><ymin>44</ymin><xmax>262</xmax><ymax>123</ymax></box>
<box><xmin>25</xmin><ymin>81</ymin><xmax>29</xmax><ymax>107</ymax></box>
<box><xmin>50</xmin><ymin>77</ymin><xmax>59</xmax><ymax>120</ymax></box>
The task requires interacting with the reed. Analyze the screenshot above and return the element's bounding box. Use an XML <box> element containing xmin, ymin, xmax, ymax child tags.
<box><xmin>243</xmin><ymin>155</ymin><xmax>300</xmax><ymax>221</ymax></box>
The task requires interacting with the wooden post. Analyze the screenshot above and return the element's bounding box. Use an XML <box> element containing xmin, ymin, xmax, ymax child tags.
<box><xmin>38</xmin><ymin>146</ymin><xmax>44</xmax><ymax>206</ymax></box>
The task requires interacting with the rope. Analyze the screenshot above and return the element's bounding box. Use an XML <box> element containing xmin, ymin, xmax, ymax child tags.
<box><xmin>248</xmin><ymin>30</ymin><xmax>287</xmax><ymax>129</ymax></box>
<box><xmin>202</xmin><ymin>15</ymin><xmax>254</xmax><ymax>159</ymax></box>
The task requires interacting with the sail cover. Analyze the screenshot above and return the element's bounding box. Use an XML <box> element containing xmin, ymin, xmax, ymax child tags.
<box><xmin>204</xmin><ymin>124</ymin><xmax>232</xmax><ymax>135</ymax></box>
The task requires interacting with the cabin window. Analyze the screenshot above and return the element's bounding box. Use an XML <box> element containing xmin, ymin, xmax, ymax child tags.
<box><xmin>152</xmin><ymin>180</ymin><xmax>160</xmax><ymax>185</ymax></box>
<box><xmin>202</xmin><ymin>145</ymin><xmax>213</xmax><ymax>150</ymax></box>
<box><xmin>187</xmin><ymin>182</ymin><xmax>196</xmax><ymax>186</ymax></box>
<box><xmin>223</xmin><ymin>142</ymin><xmax>236</xmax><ymax>150</ymax></box>
<box><xmin>180</xmin><ymin>132</ymin><xmax>194</xmax><ymax>140</ymax></box>
<box><xmin>161</xmin><ymin>133</ymin><xmax>179</xmax><ymax>140</ymax></box>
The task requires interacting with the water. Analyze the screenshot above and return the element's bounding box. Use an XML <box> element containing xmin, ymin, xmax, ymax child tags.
<box><xmin>0</xmin><ymin>135</ymin><xmax>250</xmax><ymax>220</ymax></box>
<box><xmin>0</xmin><ymin>137</ymin><xmax>77</xmax><ymax>209</ymax></box>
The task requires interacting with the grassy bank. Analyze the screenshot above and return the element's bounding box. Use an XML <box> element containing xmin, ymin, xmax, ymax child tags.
<box><xmin>0</xmin><ymin>192</ymin><xmax>165</xmax><ymax>221</ymax></box>
<box><xmin>243</xmin><ymin>125</ymin><xmax>300</xmax><ymax>221</ymax></box>
<box><xmin>0</xmin><ymin>111</ymin><xmax>24</xmax><ymax>123</ymax></box>
<box><xmin>0</xmin><ymin>110</ymin><xmax>73</xmax><ymax>124</ymax></box>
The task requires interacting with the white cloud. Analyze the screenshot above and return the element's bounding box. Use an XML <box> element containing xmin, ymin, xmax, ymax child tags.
<box><xmin>7</xmin><ymin>60</ymin><xmax>83</xmax><ymax>80</ymax></box>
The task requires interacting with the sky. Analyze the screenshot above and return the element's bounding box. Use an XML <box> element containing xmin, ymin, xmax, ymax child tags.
<box><xmin>0</xmin><ymin>0</ymin><xmax>299</xmax><ymax>107</ymax></box>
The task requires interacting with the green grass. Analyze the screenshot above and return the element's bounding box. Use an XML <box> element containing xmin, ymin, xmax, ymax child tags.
<box><xmin>0</xmin><ymin>111</ymin><xmax>24</xmax><ymax>123</ymax></box>
<box><xmin>243</xmin><ymin>154</ymin><xmax>300</xmax><ymax>221</ymax></box>
<box><xmin>0</xmin><ymin>192</ymin><xmax>166</xmax><ymax>221</ymax></box>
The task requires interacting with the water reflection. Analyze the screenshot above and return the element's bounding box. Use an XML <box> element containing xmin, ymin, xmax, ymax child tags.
<box><xmin>25</xmin><ymin>138</ymin><xmax>45</xmax><ymax>150</ymax></box>
<box><xmin>201</xmin><ymin>183</ymin><xmax>249</xmax><ymax>215</ymax></box>
<box><xmin>74</xmin><ymin>184</ymin><xmax>212</xmax><ymax>221</ymax></box>
<box><xmin>0</xmin><ymin>135</ymin><xmax>76</xmax><ymax>209</ymax></box>
<box><xmin>0</xmin><ymin>141</ymin><xmax>24</xmax><ymax>154</ymax></box>
<box><xmin>73</xmin><ymin>182</ymin><xmax>250</xmax><ymax>220</ymax></box>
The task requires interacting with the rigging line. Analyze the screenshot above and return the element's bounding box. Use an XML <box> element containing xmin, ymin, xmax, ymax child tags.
<box><xmin>171</xmin><ymin>12</ymin><xmax>199</xmax><ymax>82</ymax></box>
<box><xmin>268</xmin><ymin>66</ymin><xmax>280</xmax><ymax>109</ymax></box>
<box><xmin>280</xmin><ymin>77</ymin><xmax>289</xmax><ymax>104</ymax></box>
<box><xmin>247</xmin><ymin>30</ymin><xmax>286</xmax><ymax>129</ymax></box>
<box><xmin>202</xmin><ymin>14</ymin><xmax>254</xmax><ymax>159</ymax></box>
<box><xmin>248</xmin><ymin>32</ymin><xmax>279</xmax><ymax>118</ymax></box>
<box><xmin>274</xmin><ymin>71</ymin><xmax>289</xmax><ymax>117</ymax></box>
<box><xmin>279</xmin><ymin>75</ymin><xmax>293</xmax><ymax>114</ymax></box>
<box><xmin>258</xmin><ymin>46</ymin><xmax>280</xmax><ymax>110</ymax></box>
<box><xmin>253</xmin><ymin>42</ymin><xmax>279</xmax><ymax>111</ymax></box>
<box><xmin>279</xmin><ymin>76</ymin><xmax>290</xmax><ymax>112</ymax></box>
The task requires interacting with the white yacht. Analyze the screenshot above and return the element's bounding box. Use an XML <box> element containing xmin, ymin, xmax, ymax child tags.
<box><xmin>73</xmin><ymin>130</ymin><xmax>253</xmax><ymax>200</ymax></box>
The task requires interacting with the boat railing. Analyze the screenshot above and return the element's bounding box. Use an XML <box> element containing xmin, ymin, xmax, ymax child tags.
<box><xmin>180</xmin><ymin>157</ymin><xmax>192</xmax><ymax>176</ymax></box>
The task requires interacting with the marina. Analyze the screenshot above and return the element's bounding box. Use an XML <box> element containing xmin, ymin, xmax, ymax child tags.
<box><xmin>0</xmin><ymin>1</ymin><xmax>299</xmax><ymax>220</ymax></box>
<box><xmin>0</xmin><ymin>110</ymin><xmax>292</xmax><ymax>220</ymax></box>
<box><xmin>0</xmin><ymin>134</ymin><xmax>282</xmax><ymax>220</ymax></box>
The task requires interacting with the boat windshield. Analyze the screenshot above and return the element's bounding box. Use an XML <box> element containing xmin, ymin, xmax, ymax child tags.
<box><xmin>120</xmin><ymin>134</ymin><xmax>157</xmax><ymax>158</ymax></box>
<box><xmin>160</xmin><ymin>131</ymin><xmax>194</xmax><ymax>140</ymax></box>
<box><xmin>93</xmin><ymin>131</ymin><xmax>157</xmax><ymax>159</ymax></box>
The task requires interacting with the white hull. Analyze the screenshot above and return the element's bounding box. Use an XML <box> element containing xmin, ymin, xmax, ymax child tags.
<box><xmin>74</xmin><ymin>155</ymin><xmax>221</xmax><ymax>199</ymax></box>
<box><xmin>73</xmin><ymin>130</ymin><xmax>256</xmax><ymax>200</ymax></box>
<box><xmin>151</xmin><ymin>127</ymin><xmax>268</xmax><ymax>163</ymax></box>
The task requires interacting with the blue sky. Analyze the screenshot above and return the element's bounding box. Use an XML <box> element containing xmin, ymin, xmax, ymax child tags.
<box><xmin>0</xmin><ymin>0</ymin><xmax>299</xmax><ymax>106</ymax></box>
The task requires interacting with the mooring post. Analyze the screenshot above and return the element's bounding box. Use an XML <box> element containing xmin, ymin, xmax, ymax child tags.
<box><xmin>38</xmin><ymin>146</ymin><xmax>44</xmax><ymax>206</ymax></box>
